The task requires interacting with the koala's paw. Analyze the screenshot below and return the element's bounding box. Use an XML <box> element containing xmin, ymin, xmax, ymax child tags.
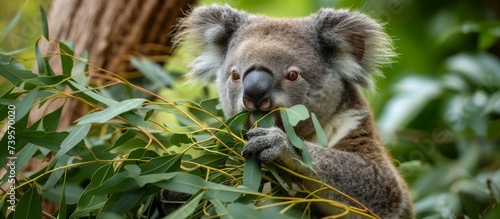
<box><xmin>241</xmin><ymin>127</ymin><xmax>293</xmax><ymax>163</ymax></box>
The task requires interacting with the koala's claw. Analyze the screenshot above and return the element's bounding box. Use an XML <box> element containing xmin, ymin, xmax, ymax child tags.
<box><xmin>241</xmin><ymin>127</ymin><xmax>291</xmax><ymax>163</ymax></box>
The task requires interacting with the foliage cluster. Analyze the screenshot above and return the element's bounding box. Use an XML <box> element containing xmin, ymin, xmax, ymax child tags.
<box><xmin>0</xmin><ymin>6</ymin><xmax>380</xmax><ymax>219</ymax></box>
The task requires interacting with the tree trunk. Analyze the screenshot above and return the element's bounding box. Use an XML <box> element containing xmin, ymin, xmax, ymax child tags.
<box><xmin>27</xmin><ymin>0</ymin><xmax>196</xmax><ymax>214</ymax></box>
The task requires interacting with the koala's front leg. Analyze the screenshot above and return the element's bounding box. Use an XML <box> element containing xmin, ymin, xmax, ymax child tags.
<box><xmin>242</xmin><ymin>127</ymin><xmax>301</xmax><ymax>164</ymax></box>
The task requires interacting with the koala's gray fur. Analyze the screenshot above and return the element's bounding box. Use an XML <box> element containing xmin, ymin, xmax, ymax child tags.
<box><xmin>174</xmin><ymin>5</ymin><xmax>413</xmax><ymax>219</ymax></box>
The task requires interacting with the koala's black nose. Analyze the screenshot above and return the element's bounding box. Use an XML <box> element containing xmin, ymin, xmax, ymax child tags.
<box><xmin>242</xmin><ymin>69</ymin><xmax>274</xmax><ymax>111</ymax></box>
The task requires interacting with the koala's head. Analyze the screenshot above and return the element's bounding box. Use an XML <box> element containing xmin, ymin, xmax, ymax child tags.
<box><xmin>175</xmin><ymin>5</ymin><xmax>393</xmax><ymax>135</ymax></box>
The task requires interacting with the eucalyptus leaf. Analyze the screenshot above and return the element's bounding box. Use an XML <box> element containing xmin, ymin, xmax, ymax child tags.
<box><xmin>266</xmin><ymin>164</ymin><xmax>291</xmax><ymax>191</ymax></box>
<box><xmin>15</xmin><ymin>88</ymin><xmax>38</xmax><ymax>122</ymax></box>
<box><xmin>210</xmin><ymin>199</ymin><xmax>233</xmax><ymax>219</ymax></box>
<box><xmin>98</xmin><ymin>188</ymin><xmax>147</xmax><ymax>219</ymax></box>
<box><xmin>243</xmin><ymin>156</ymin><xmax>262</xmax><ymax>191</ymax></box>
<box><xmin>71</xmin><ymin>164</ymin><xmax>115</xmax><ymax>218</ymax></box>
<box><xmin>18</xmin><ymin>130</ymin><xmax>68</xmax><ymax>152</ymax></box>
<box><xmin>284</xmin><ymin>105</ymin><xmax>309</xmax><ymax>126</ymax></box>
<box><xmin>107</xmin><ymin>138</ymin><xmax>147</xmax><ymax>154</ymax></box>
<box><xmin>112</xmin><ymin>128</ymin><xmax>139</xmax><ymax>148</ymax></box>
<box><xmin>169</xmin><ymin>133</ymin><xmax>192</xmax><ymax>146</ymax></box>
<box><xmin>165</xmin><ymin>190</ymin><xmax>205</xmax><ymax>219</ymax></box>
<box><xmin>54</xmin><ymin>124</ymin><xmax>91</xmax><ymax>160</ymax></box>
<box><xmin>59</xmin><ymin>41</ymin><xmax>74</xmax><ymax>77</ymax></box>
<box><xmin>14</xmin><ymin>143</ymin><xmax>37</xmax><ymax>174</ymax></box>
<box><xmin>86</xmin><ymin>170</ymin><xmax>138</xmax><ymax>195</ymax></box>
<box><xmin>14</xmin><ymin>187</ymin><xmax>42</xmax><ymax>219</ymax></box>
<box><xmin>71</xmin><ymin>51</ymin><xmax>89</xmax><ymax>85</ymax></box>
<box><xmin>156</xmin><ymin>172</ymin><xmax>254</xmax><ymax>202</ymax></box>
<box><xmin>140</xmin><ymin>154</ymin><xmax>182</xmax><ymax>174</ymax></box>
<box><xmin>77</xmin><ymin>98</ymin><xmax>146</xmax><ymax>124</ymax></box>
<box><xmin>39</xmin><ymin>6</ymin><xmax>49</xmax><ymax>40</ymax></box>
<box><xmin>130</xmin><ymin>56</ymin><xmax>174</xmax><ymax>88</ymax></box>
<box><xmin>58</xmin><ymin>171</ymin><xmax>68</xmax><ymax>219</ymax></box>
<box><xmin>43</xmin><ymin>155</ymin><xmax>72</xmax><ymax>191</ymax></box>
<box><xmin>311</xmin><ymin>113</ymin><xmax>328</xmax><ymax>148</ymax></box>
<box><xmin>68</xmin><ymin>80</ymin><xmax>117</xmax><ymax>106</ymax></box>
<box><xmin>252</xmin><ymin>110</ymin><xmax>275</xmax><ymax>128</ymax></box>
<box><xmin>35</xmin><ymin>39</ymin><xmax>46</xmax><ymax>75</ymax></box>
<box><xmin>39</xmin><ymin>106</ymin><xmax>62</xmax><ymax>131</ymax></box>
<box><xmin>280</xmin><ymin>110</ymin><xmax>316</xmax><ymax>173</ymax></box>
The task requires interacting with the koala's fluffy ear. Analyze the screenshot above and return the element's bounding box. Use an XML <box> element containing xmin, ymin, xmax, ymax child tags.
<box><xmin>174</xmin><ymin>5</ymin><xmax>248</xmax><ymax>81</ymax></box>
<box><xmin>314</xmin><ymin>9</ymin><xmax>395</xmax><ymax>87</ymax></box>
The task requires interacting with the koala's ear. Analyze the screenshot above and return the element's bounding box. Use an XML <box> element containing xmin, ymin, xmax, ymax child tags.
<box><xmin>174</xmin><ymin>5</ymin><xmax>248</xmax><ymax>81</ymax></box>
<box><xmin>313</xmin><ymin>9</ymin><xmax>395</xmax><ymax>87</ymax></box>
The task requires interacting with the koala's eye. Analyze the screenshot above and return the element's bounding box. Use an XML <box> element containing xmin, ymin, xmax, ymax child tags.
<box><xmin>286</xmin><ymin>71</ymin><xmax>299</xmax><ymax>81</ymax></box>
<box><xmin>231</xmin><ymin>70</ymin><xmax>240</xmax><ymax>81</ymax></box>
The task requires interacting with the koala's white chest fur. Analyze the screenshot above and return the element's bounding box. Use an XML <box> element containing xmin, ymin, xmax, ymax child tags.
<box><xmin>311</xmin><ymin>108</ymin><xmax>368</xmax><ymax>147</ymax></box>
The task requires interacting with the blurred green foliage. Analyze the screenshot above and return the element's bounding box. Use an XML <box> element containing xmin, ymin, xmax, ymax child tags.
<box><xmin>1</xmin><ymin>0</ymin><xmax>500</xmax><ymax>218</ymax></box>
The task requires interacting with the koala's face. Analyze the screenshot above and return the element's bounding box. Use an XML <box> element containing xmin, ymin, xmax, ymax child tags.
<box><xmin>218</xmin><ymin>20</ymin><xmax>344</xmax><ymax>132</ymax></box>
<box><xmin>176</xmin><ymin>5</ymin><xmax>393</xmax><ymax>136</ymax></box>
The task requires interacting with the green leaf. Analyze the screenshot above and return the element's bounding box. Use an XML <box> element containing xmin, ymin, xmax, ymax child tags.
<box><xmin>226</xmin><ymin>203</ymin><xmax>262</xmax><ymax>219</ymax></box>
<box><xmin>144</xmin><ymin>109</ymin><xmax>154</xmax><ymax>121</ymax></box>
<box><xmin>24</xmin><ymin>75</ymin><xmax>67</xmax><ymax>87</ymax></box>
<box><xmin>226</xmin><ymin>202</ymin><xmax>296</xmax><ymax>219</ymax></box>
<box><xmin>14</xmin><ymin>144</ymin><xmax>37</xmax><ymax>174</ymax></box>
<box><xmin>59</xmin><ymin>41</ymin><xmax>74</xmax><ymax>77</ymax></box>
<box><xmin>43</xmin><ymin>155</ymin><xmax>72</xmax><ymax>191</ymax></box>
<box><xmin>165</xmin><ymin>190</ymin><xmax>205</xmax><ymax>219</ymax></box>
<box><xmin>107</xmin><ymin>138</ymin><xmax>147</xmax><ymax>154</ymax></box>
<box><xmin>98</xmin><ymin>188</ymin><xmax>147</xmax><ymax>219</ymax></box>
<box><xmin>243</xmin><ymin>156</ymin><xmax>262</xmax><ymax>191</ymax></box>
<box><xmin>378</xmin><ymin>76</ymin><xmax>441</xmax><ymax>135</ymax></box>
<box><xmin>280</xmin><ymin>110</ymin><xmax>304</xmax><ymax>150</ymax></box>
<box><xmin>156</xmin><ymin>172</ymin><xmax>254</xmax><ymax>202</ymax></box>
<box><xmin>77</xmin><ymin>98</ymin><xmax>146</xmax><ymax>124</ymax></box>
<box><xmin>54</xmin><ymin>124</ymin><xmax>91</xmax><ymax>160</ymax></box>
<box><xmin>169</xmin><ymin>133</ymin><xmax>192</xmax><ymax>146</ymax></box>
<box><xmin>14</xmin><ymin>186</ymin><xmax>42</xmax><ymax>219</ymax></box>
<box><xmin>71</xmin><ymin>164</ymin><xmax>115</xmax><ymax>218</ymax></box>
<box><xmin>186</xmin><ymin>154</ymin><xmax>227</xmax><ymax>170</ymax></box>
<box><xmin>266</xmin><ymin>164</ymin><xmax>291</xmax><ymax>191</ymax></box>
<box><xmin>86</xmin><ymin>169</ymin><xmax>137</xmax><ymax>195</ymax></box>
<box><xmin>58</xmin><ymin>171</ymin><xmax>68</xmax><ymax>219</ymax></box>
<box><xmin>120</xmin><ymin>111</ymin><xmax>150</xmax><ymax>127</ymax></box>
<box><xmin>71</xmin><ymin>51</ymin><xmax>89</xmax><ymax>85</ymax></box>
<box><xmin>112</xmin><ymin>128</ymin><xmax>139</xmax><ymax>147</ymax></box>
<box><xmin>0</xmin><ymin>63</ymin><xmax>37</xmax><ymax>86</ymax></box>
<box><xmin>19</xmin><ymin>130</ymin><xmax>68</xmax><ymax>152</ymax></box>
<box><xmin>130</xmin><ymin>56</ymin><xmax>174</xmax><ymax>88</ymax></box>
<box><xmin>478</xmin><ymin>32</ymin><xmax>497</xmax><ymax>51</ymax></box>
<box><xmin>34</xmin><ymin>39</ymin><xmax>46</xmax><ymax>75</ymax></box>
<box><xmin>140</xmin><ymin>154</ymin><xmax>182</xmax><ymax>174</ymax></box>
<box><xmin>460</xmin><ymin>192</ymin><xmax>481</xmax><ymax>219</ymax></box>
<box><xmin>280</xmin><ymin>110</ymin><xmax>315</xmax><ymax>173</ymax></box>
<box><xmin>210</xmin><ymin>199</ymin><xmax>233</xmax><ymax>219</ymax></box>
<box><xmin>15</xmin><ymin>88</ymin><xmax>39</xmax><ymax>122</ymax></box>
<box><xmin>252</xmin><ymin>111</ymin><xmax>275</xmax><ymax>128</ymax></box>
<box><xmin>40</xmin><ymin>106</ymin><xmax>63</xmax><ymax>131</ymax></box>
<box><xmin>67</xmin><ymin>80</ymin><xmax>116</xmax><ymax>106</ymax></box>
<box><xmin>284</xmin><ymin>105</ymin><xmax>309</xmax><ymax>126</ymax></box>
<box><xmin>215</xmin><ymin>111</ymin><xmax>248</xmax><ymax>143</ymax></box>
<box><xmin>39</xmin><ymin>6</ymin><xmax>49</xmax><ymax>40</ymax></box>
<box><xmin>138</xmin><ymin>173</ymin><xmax>178</xmax><ymax>185</ymax></box>
<box><xmin>311</xmin><ymin>113</ymin><xmax>328</xmax><ymax>148</ymax></box>
<box><xmin>200</xmin><ymin>98</ymin><xmax>222</xmax><ymax>117</ymax></box>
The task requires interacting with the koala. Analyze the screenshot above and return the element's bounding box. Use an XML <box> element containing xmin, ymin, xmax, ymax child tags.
<box><xmin>174</xmin><ymin>5</ymin><xmax>413</xmax><ymax>219</ymax></box>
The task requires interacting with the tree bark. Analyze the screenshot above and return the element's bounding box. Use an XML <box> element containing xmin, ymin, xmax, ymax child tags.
<box><xmin>27</xmin><ymin>0</ymin><xmax>196</xmax><ymax>214</ymax></box>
